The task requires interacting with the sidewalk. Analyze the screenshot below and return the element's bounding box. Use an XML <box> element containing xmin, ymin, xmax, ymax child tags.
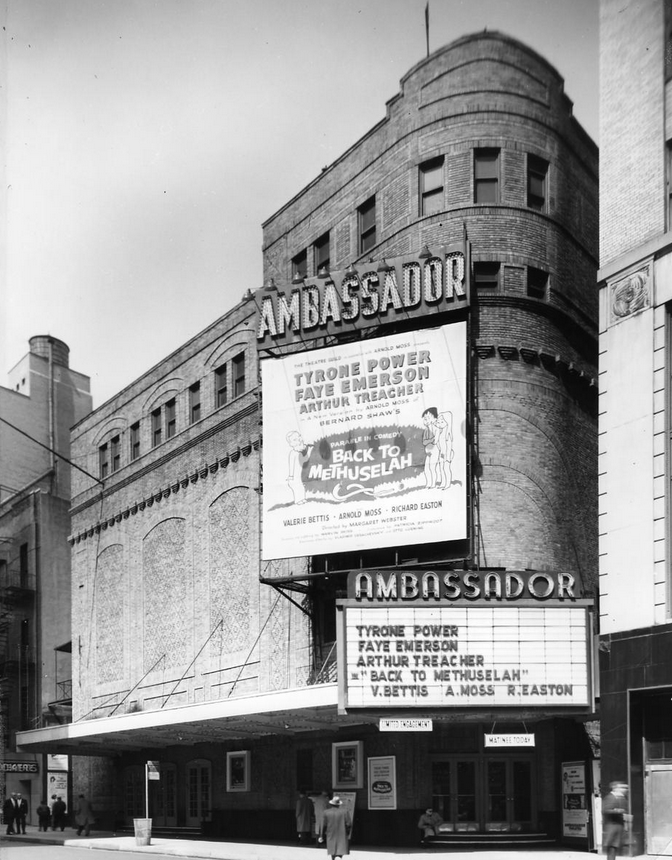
<box><xmin>3</xmin><ymin>827</ymin><xmax>600</xmax><ymax>859</ymax></box>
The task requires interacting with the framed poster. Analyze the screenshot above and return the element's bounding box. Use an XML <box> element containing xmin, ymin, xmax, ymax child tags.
<box><xmin>368</xmin><ymin>756</ymin><xmax>396</xmax><ymax>810</ymax></box>
<box><xmin>332</xmin><ymin>741</ymin><xmax>363</xmax><ymax>790</ymax></box>
<box><xmin>562</xmin><ymin>761</ymin><xmax>588</xmax><ymax>838</ymax></box>
<box><xmin>226</xmin><ymin>750</ymin><xmax>250</xmax><ymax>792</ymax></box>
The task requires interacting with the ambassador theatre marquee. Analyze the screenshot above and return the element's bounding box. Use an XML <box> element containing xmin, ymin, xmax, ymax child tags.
<box><xmin>337</xmin><ymin>568</ymin><xmax>594</xmax><ymax>715</ymax></box>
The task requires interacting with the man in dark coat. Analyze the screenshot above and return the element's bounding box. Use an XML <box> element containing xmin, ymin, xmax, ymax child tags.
<box><xmin>602</xmin><ymin>781</ymin><xmax>629</xmax><ymax>860</ymax></box>
<box><xmin>320</xmin><ymin>795</ymin><xmax>352</xmax><ymax>860</ymax></box>
<box><xmin>3</xmin><ymin>793</ymin><xmax>16</xmax><ymax>835</ymax></box>
<box><xmin>52</xmin><ymin>796</ymin><xmax>67</xmax><ymax>831</ymax></box>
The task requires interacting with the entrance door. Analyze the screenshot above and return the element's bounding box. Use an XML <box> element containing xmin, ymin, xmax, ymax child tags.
<box><xmin>151</xmin><ymin>763</ymin><xmax>177</xmax><ymax>827</ymax></box>
<box><xmin>186</xmin><ymin>759</ymin><xmax>211</xmax><ymax>826</ymax></box>
<box><xmin>486</xmin><ymin>758</ymin><xmax>534</xmax><ymax>832</ymax></box>
<box><xmin>645</xmin><ymin>764</ymin><xmax>672</xmax><ymax>854</ymax></box>
<box><xmin>432</xmin><ymin>756</ymin><xmax>535</xmax><ymax>833</ymax></box>
<box><xmin>431</xmin><ymin>758</ymin><xmax>479</xmax><ymax>831</ymax></box>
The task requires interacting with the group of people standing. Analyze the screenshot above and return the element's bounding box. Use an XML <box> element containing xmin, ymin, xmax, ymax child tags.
<box><xmin>36</xmin><ymin>794</ymin><xmax>67</xmax><ymax>831</ymax></box>
<box><xmin>295</xmin><ymin>791</ymin><xmax>352</xmax><ymax>860</ymax></box>
<box><xmin>2</xmin><ymin>792</ymin><xmax>28</xmax><ymax>835</ymax></box>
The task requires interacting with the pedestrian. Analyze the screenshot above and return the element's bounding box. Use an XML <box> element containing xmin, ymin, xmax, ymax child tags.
<box><xmin>311</xmin><ymin>790</ymin><xmax>330</xmax><ymax>844</ymax></box>
<box><xmin>602</xmin><ymin>781</ymin><xmax>629</xmax><ymax>860</ymax></box>
<box><xmin>36</xmin><ymin>799</ymin><xmax>51</xmax><ymax>832</ymax></box>
<box><xmin>75</xmin><ymin>793</ymin><xmax>95</xmax><ymax>837</ymax></box>
<box><xmin>295</xmin><ymin>790</ymin><xmax>312</xmax><ymax>843</ymax></box>
<box><xmin>52</xmin><ymin>796</ymin><xmax>67</xmax><ymax>831</ymax></box>
<box><xmin>417</xmin><ymin>807</ymin><xmax>443</xmax><ymax>845</ymax></box>
<box><xmin>3</xmin><ymin>792</ymin><xmax>16</xmax><ymax>835</ymax></box>
<box><xmin>16</xmin><ymin>793</ymin><xmax>28</xmax><ymax>834</ymax></box>
<box><xmin>320</xmin><ymin>795</ymin><xmax>351</xmax><ymax>860</ymax></box>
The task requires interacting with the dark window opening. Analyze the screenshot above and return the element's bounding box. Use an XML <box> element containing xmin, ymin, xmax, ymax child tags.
<box><xmin>151</xmin><ymin>408</ymin><xmax>162</xmax><ymax>448</ymax></box>
<box><xmin>110</xmin><ymin>435</ymin><xmax>121</xmax><ymax>473</ymax></box>
<box><xmin>314</xmin><ymin>232</ymin><xmax>330</xmax><ymax>275</ymax></box>
<box><xmin>292</xmin><ymin>249</ymin><xmax>307</xmax><ymax>280</ymax></box>
<box><xmin>130</xmin><ymin>422</ymin><xmax>140</xmax><ymax>461</ymax></box>
<box><xmin>233</xmin><ymin>353</ymin><xmax>246</xmax><ymax>398</ymax></box>
<box><xmin>473</xmin><ymin>261</ymin><xmax>501</xmax><ymax>291</ymax></box>
<box><xmin>189</xmin><ymin>382</ymin><xmax>201</xmax><ymax>424</ymax></box>
<box><xmin>527</xmin><ymin>155</ymin><xmax>548</xmax><ymax>211</ymax></box>
<box><xmin>358</xmin><ymin>196</ymin><xmax>376</xmax><ymax>254</ymax></box>
<box><xmin>215</xmin><ymin>364</ymin><xmax>228</xmax><ymax>408</ymax></box>
<box><xmin>527</xmin><ymin>266</ymin><xmax>549</xmax><ymax>299</ymax></box>
<box><xmin>474</xmin><ymin>148</ymin><xmax>500</xmax><ymax>204</ymax></box>
<box><xmin>99</xmin><ymin>443</ymin><xmax>109</xmax><ymax>478</ymax></box>
<box><xmin>420</xmin><ymin>156</ymin><xmax>445</xmax><ymax>215</ymax></box>
<box><xmin>165</xmin><ymin>399</ymin><xmax>176</xmax><ymax>439</ymax></box>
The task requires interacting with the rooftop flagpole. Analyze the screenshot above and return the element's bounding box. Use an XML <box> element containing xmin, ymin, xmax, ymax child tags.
<box><xmin>425</xmin><ymin>2</ymin><xmax>430</xmax><ymax>57</ymax></box>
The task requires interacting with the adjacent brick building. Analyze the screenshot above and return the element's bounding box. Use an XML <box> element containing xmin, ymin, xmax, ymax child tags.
<box><xmin>18</xmin><ymin>31</ymin><xmax>599</xmax><ymax>849</ymax></box>
<box><xmin>0</xmin><ymin>336</ymin><xmax>91</xmax><ymax>822</ymax></box>
<box><xmin>598</xmin><ymin>0</ymin><xmax>672</xmax><ymax>855</ymax></box>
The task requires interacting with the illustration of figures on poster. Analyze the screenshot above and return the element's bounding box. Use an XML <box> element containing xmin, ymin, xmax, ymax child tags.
<box><xmin>261</xmin><ymin>323</ymin><xmax>467</xmax><ymax>560</ymax></box>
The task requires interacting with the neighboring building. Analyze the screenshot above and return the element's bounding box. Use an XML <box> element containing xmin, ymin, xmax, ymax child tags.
<box><xmin>0</xmin><ymin>336</ymin><xmax>91</xmax><ymax>822</ymax></box>
<box><xmin>17</xmin><ymin>32</ymin><xmax>599</xmax><ymax>848</ymax></box>
<box><xmin>598</xmin><ymin>0</ymin><xmax>672</xmax><ymax>855</ymax></box>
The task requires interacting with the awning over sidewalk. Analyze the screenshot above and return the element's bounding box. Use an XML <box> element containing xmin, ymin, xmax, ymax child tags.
<box><xmin>17</xmin><ymin>683</ymin><xmax>375</xmax><ymax>756</ymax></box>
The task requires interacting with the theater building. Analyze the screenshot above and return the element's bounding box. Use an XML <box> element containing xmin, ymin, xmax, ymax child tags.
<box><xmin>18</xmin><ymin>32</ymin><xmax>599</xmax><ymax>848</ymax></box>
<box><xmin>598</xmin><ymin>1</ymin><xmax>672</xmax><ymax>855</ymax></box>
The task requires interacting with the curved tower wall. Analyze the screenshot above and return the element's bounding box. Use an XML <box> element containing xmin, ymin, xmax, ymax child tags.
<box><xmin>262</xmin><ymin>31</ymin><xmax>599</xmax><ymax>591</ymax></box>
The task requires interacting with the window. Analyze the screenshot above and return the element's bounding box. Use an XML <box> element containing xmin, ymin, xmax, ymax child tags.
<box><xmin>667</xmin><ymin>141</ymin><xmax>672</xmax><ymax>230</ymax></box>
<box><xmin>314</xmin><ymin>232</ymin><xmax>330</xmax><ymax>275</ymax></box>
<box><xmin>358</xmin><ymin>196</ymin><xmax>376</xmax><ymax>254</ymax></box>
<box><xmin>292</xmin><ymin>249</ymin><xmax>307</xmax><ymax>280</ymax></box>
<box><xmin>474</xmin><ymin>148</ymin><xmax>500</xmax><ymax>203</ymax></box>
<box><xmin>165</xmin><ymin>399</ymin><xmax>176</xmax><ymax>439</ymax></box>
<box><xmin>151</xmin><ymin>408</ymin><xmax>162</xmax><ymax>448</ymax></box>
<box><xmin>130</xmin><ymin>422</ymin><xmax>140</xmax><ymax>461</ymax></box>
<box><xmin>215</xmin><ymin>364</ymin><xmax>228</xmax><ymax>408</ymax></box>
<box><xmin>473</xmin><ymin>261</ymin><xmax>501</xmax><ymax>291</ymax></box>
<box><xmin>110</xmin><ymin>435</ymin><xmax>121</xmax><ymax>473</ymax></box>
<box><xmin>527</xmin><ymin>155</ymin><xmax>548</xmax><ymax>211</ymax></box>
<box><xmin>99</xmin><ymin>442</ymin><xmax>109</xmax><ymax>478</ymax></box>
<box><xmin>233</xmin><ymin>353</ymin><xmax>246</xmax><ymax>398</ymax></box>
<box><xmin>527</xmin><ymin>266</ymin><xmax>549</xmax><ymax>299</ymax></box>
<box><xmin>189</xmin><ymin>382</ymin><xmax>201</xmax><ymax>424</ymax></box>
<box><xmin>420</xmin><ymin>157</ymin><xmax>444</xmax><ymax>215</ymax></box>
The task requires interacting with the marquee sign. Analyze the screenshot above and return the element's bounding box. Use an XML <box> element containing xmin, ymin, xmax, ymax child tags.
<box><xmin>255</xmin><ymin>246</ymin><xmax>467</xmax><ymax>351</ymax></box>
<box><xmin>260</xmin><ymin>323</ymin><xmax>467</xmax><ymax>560</ymax></box>
<box><xmin>339</xmin><ymin>604</ymin><xmax>591</xmax><ymax>710</ymax></box>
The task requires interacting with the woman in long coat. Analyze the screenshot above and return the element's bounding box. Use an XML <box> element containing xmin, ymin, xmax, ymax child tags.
<box><xmin>320</xmin><ymin>796</ymin><xmax>352</xmax><ymax>859</ymax></box>
<box><xmin>75</xmin><ymin>794</ymin><xmax>95</xmax><ymax>837</ymax></box>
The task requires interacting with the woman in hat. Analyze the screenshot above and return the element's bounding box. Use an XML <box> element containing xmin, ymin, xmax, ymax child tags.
<box><xmin>320</xmin><ymin>795</ymin><xmax>352</xmax><ymax>859</ymax></box>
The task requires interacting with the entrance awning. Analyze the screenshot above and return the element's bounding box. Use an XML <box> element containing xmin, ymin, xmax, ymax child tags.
<box><xmin>17</xmin><ymin>683</ymin><xmax>378</xmax><ymax>756</ymax></box>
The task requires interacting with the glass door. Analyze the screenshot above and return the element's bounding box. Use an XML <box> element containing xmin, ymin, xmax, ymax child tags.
<box><xmin>152</xmin><ymin>763</ymin><xmax>177</xmax><ymax>826</ymax></box>
<box><xmin>431</xmin><ymin>758</ymin><xmax>479</xmax><ymax>831</ymax></box>
<box><xmin>186</xmin><ymin>759</ymin><xmax>211</xmax><ymax>826</ymax></box>
<box><xmin>486</xmin><ymin>757</ymin><xmax>535</xmax><ymax>832</ymax></box>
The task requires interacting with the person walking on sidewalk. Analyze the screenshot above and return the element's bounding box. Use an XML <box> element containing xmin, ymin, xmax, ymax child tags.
<box><xmin>75</xmin><ymin>794</ymin><xmax>95</xmax><ymax>837</ymax></box>
<box><xmin>603</xmin><ymin>781</ymin><xmax>629</xmax><ymax>860</ymax></box>
<box><xmin>320</xmin><ymin>795</ymin><xmax>351</xmax><ymax>860</ymax></box>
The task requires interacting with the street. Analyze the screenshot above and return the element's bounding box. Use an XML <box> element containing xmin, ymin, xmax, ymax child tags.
<box><xmin>0</xmin><ymin>844</ymin><xmax>150</xmax><ymax>859</ymax></box>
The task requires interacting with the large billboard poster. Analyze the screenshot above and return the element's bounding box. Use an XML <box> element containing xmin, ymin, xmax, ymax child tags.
<box><xmin>261</xmin><ymin>323</ymin><xmax>467</xmax><ymax>560</ymax></box>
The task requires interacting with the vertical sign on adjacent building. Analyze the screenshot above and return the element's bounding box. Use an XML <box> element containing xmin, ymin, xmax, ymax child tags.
<box><xmin>261</xmin><ymin>322</ymin><xmax>467</xmax><ymax>560</ymax></box>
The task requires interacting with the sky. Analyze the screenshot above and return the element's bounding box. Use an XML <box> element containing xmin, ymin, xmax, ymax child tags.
<box><xmin>1</xmin><ymin>0</ymin><xmax>598</xmax><ymax>408</ymax></box>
